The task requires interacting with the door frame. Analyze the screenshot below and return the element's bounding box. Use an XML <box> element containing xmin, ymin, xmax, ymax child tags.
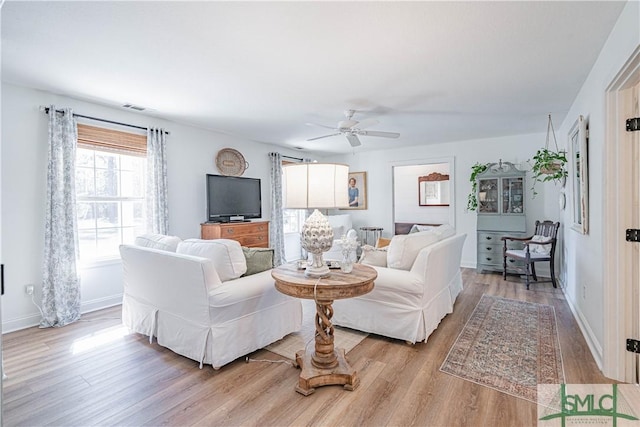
<box><xmin>603</xmin><ymin>45</ymin><xmax>640</xmax><ymax>382</ymax></box>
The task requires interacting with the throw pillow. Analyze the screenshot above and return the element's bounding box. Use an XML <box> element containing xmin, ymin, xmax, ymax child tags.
<box><xmin>386</xmin><ymin>230</ymin><xmax>439</xmax><ymax>270</ymax></box>
<box><xmin>358</xmin><ymin>245</ymin><xmax>388</xmax><ymax>267</ymax></box>
<box><xmin>434</xmin><ymin>224</ymin><xmax>456</xmax><ymax>240</ymax></box>
<box><xmin>409</xmin><ymin>224</ymin><xmax>435</xmax><ymax>234</ymax></box>
<box><xmin>530</xmin><ymin>235</ymin><xmax>552</xmax><ymax>255</ymax></box>
<box><xmin>376</xmin><ymin>237</ymin><xmax>391</xmax><ymax>248</ymax></box>
<box><xmin>176</xmin><ymin>239</ymin><xmax>247</xmax><ymax>281</ymax></box>
<box><xmin>134</xmin><ymin>234</ymin><xmax>182</xmax><ymax>252</ymax></box>
<box><xmin>332</xmin><ymin>225</ymin><xmax>345</xmax><ymax>240</ymax></box>
<box><xmin>241</xmin><ymin>247</ymin><xmax>274</xmax><ymax>276</ymax></box>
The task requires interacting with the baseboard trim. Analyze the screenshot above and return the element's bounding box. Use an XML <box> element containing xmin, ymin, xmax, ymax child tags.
<box><xmin>562</xmin><ymin>287</ymin><xmax>604</xmax><ymax>370</ymax></box>
<box><xmin>2</xmin><ymin>294</ymin><xmax>123</xmax><ymax>334</ymax></box>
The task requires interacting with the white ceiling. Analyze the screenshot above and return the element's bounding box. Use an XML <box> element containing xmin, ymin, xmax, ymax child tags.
<box><xmin>1</xmin><ymin>1</ymin><xmax>627</xmax><ymax>155</ymax></box>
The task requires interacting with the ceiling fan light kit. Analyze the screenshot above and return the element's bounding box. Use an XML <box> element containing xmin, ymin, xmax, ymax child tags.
<box><xmin>307</xmin><ymin>109</ymin><xmax>400</xmax><ymax>147</ymax></box>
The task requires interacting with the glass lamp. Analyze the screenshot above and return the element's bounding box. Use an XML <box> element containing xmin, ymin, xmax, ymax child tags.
<box><xmin>283</xmin><ymin>163</ymin><xmax>349</xmax><ymax>277</ymax></box>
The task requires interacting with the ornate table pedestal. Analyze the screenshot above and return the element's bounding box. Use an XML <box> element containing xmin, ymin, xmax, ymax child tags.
<box><xmin>272</xmin><ymin>263</ymin><xmax>377</xmax><ymax>396</ymax></box>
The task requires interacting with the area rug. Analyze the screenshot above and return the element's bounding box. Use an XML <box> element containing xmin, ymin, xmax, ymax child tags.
<box><xmin>265</xmin><ymin>300</ymin><xmax>368</xmax><ymax>361</ymax></box>
<box><xmin>440</xmin><ymin>294</ymin><xmax>565</xmax><ymax>403</ymax></box>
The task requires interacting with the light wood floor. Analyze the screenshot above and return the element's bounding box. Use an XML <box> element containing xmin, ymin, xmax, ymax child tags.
<box><xmin>3</xmin><ymin>269</ymin><xmax>612</xmax><ymax>426</ymax></box>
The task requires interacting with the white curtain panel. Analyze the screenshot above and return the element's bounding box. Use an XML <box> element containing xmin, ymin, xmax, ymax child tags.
<box><xmin>269</xmin><ymin>152</ymin><xmax>285</xmax><ymax>266</ymax></box>
<box><xmin>41</xmin><ymin>106</ymin><xmax>81</xmax><ymax>327</ymax></box>
<box><xmin>146</xmin><ymin>128</ymin><xmax>169</xmax><ymax>234</ymax></box>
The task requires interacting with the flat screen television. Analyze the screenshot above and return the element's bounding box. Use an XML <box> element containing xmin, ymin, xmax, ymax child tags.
<box><xmin>206</xmin><ymin>174</ymin><xmax>262</xmax><ymax>222</ymax></box>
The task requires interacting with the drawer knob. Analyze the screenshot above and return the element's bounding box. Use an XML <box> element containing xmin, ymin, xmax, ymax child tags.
<box><xmin>485</xmin><ymin>236</ymin><xmax>493</xmax><ymax>241</ymax></box>
<box><xmin>486</xmin><ymin>247</ymin><xmax>492</xmax><ymax>251</ymax></box>
<box><xmin>226</xmin><ymin>229</ymin><xmax>234</xmax><ymax>234</ymax></box>
<box><xmin>486</xmin><ymin>257</ymin><xmax>492</xmax><ymax>261</ymax></box>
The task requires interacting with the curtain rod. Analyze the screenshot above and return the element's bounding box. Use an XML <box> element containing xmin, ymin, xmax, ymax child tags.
<box><xmin>282</xmin><ymin>155</ymin><xmax>303</xmax><ymax>161</ymax></box>
<box><xmin>40</xmin><ymin>106</ymin><xmax>170</xmax><ymax>135</ymax></box>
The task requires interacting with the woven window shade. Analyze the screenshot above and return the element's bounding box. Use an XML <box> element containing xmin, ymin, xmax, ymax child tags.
<box><xmin>77</xmin><ymin>124</ymin><xmax>146</xmax><ymax>156</ymax></box>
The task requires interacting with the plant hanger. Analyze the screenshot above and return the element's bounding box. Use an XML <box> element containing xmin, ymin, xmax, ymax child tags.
<box><xmin>545</xmin><ymin>113</ymin><xmax>560</xmax><ymax>153</ymax></box>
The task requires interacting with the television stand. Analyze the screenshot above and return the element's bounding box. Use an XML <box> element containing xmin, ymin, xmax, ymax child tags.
<box><xmin>200</xmin><ymin>221</ymin><xmax>270</xmax><ymax>248</ymax></box>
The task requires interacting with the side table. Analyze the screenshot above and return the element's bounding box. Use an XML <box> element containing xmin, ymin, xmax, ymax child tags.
<box><xmin>360</xmin><ymin>226</ymin><xmax>383</xmax><ymax>247</ymax></box>
<box><xmin>271</xmin><ymin>263</ymin><xmax>377</xmax><ymax>395</ymax></box>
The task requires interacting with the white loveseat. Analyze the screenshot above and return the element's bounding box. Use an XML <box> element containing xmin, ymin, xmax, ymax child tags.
<box><xmin>120</xmin><ymin>235</ymin><xmax>302</xmax><ymax>369</ymax></box>
<box><xmin>332</xmin><ymin>226</ymin><xmax>466</xmax><ymax>343</ymax></box>
<box><xmin>322</xmin><ymin>214</ymin><xmax>357</xmax><ymax>261</ymax></box>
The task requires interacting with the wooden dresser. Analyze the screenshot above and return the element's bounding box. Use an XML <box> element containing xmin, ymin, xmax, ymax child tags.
<box><xmin>200</xmin><ymin>221</ymin><xmax>270</xmax><ymax>248</ymax></box>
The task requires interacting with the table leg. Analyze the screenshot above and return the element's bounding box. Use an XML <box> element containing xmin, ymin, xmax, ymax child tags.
<box><xmin>294</xmin><ymin>299</ymin><xmax>360</xmax><ymax>396</ymax></box>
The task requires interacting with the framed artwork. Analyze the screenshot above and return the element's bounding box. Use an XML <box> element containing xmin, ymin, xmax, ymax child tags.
<box><xmin>344</xmin><ymin>171</ymin><xmax>367</xmax><ymax>210</ymax></box>
<box><xmin>569</xmin><ymin>115</ymin><xmax>589</xmax><ymax>234</ymax></box>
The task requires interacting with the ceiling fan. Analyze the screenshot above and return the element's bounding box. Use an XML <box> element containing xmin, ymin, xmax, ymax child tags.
<box><xmin>306</xmin><ymin>110</ymin><xmax>400</xmax><ymax>147</ymax></box>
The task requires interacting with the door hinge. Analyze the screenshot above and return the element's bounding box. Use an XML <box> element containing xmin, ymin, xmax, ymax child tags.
<box><xmin>626</xmin><ymin>229</ymin><xmax>640</xmax><ymax>242</ymax></box>
<box><xmin>627</xmin><ymin>339</ymin><xmax>640</xmax><ymax>353</ymax></box>
<box><xmin>627</xmin><ymin>117</ymin><xmax>640</xmax><ymax>132</ymax></box>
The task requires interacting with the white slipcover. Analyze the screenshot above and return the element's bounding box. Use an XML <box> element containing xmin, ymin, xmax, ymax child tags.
<box><xmin>323</xmin><ymin>214</ymin><xmax>357</xmax><ymax>261</ymax></box>
<box><xmin>120</xmin><ymin>244</ymin><xmax>302</xmax><ymax>369</ymax></box>
<box><xmin>332</xmin><ymin>233</ymin><xmax>467</xmax><ymax>343</ymax></box>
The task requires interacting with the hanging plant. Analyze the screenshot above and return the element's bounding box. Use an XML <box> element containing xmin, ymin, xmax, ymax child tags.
<box><xmin>529</xmin><ymin>114</ymin><xmax>568</xmax><ymax>197</ymax></box>
<box><xmin>466</xmin><ymin>162</ymin><xmax>489</xmax><ymax>212</ymax></box>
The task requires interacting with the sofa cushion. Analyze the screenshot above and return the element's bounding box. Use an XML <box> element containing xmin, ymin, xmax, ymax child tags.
<box><xmin>530</xmin><ymin>235</ymin><xmax>552</xmax><ymax>255</ymax></box>
<box><xmin>358</xmin><ymin>246</ymin><xmax>388</xmax><ymax>267</ymax></box>
<box><xmin>331</xmin><ymin>225</ymin><xmax>345</xmax><ymax>240</ymax></box>
<box><xmin>177</xmin><ymin>239</ymin><xmax>247</xmax><ymax>281</ymax></box>
<box><xmin>327</xmin><ymin>214</ymin><xmax>352</xmax><ymax>231</ymax></box>
<box><xmin>134</xmin><ymin>234</ymin><xmax>182</xmax><ymax>252</ymax></box>
<box><xmin>241</xmin><ymin>247</ymin><xmax>274</xmax><ymax>276</ymax></box>
<box><xmin>376</xmin><ymin>237</ymin><xmax>391</xmax><ymax>248</ymax></box>
<box><xmin>434</xmin><ymin>224</ymin><xmax>456</xmax><ymax>241</ymax></box>
<box><xmin>387</xmin><ymin>230</ymin><xmax>439</xmax><ymax>270</ymax></box>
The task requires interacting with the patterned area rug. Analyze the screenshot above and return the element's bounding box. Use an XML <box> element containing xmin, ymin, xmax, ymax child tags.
<box><xmin>265</xmin><ymin>300</ymin><xmax>368</xmax><ymax>361</ymax></box>
<box><xmin>440</xmin><ymin>294</ymin><xmax>565</xmax><ymax>403</ymax></box>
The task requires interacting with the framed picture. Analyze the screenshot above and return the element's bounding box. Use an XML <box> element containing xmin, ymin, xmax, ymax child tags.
<box><xmin>569</xmin><ymin>115</ymin><xmax>589</xmax><ymax>234</ymax></box>
<box><xmin>344</xmin><ymin>171</ymin><xmax>367</xmax><ymax>210</ymax></box>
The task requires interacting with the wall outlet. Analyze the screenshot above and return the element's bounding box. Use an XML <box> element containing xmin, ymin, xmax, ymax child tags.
<box><xmin>25</xmin><ymin>285</ymin><xmax>34</xmax><ymax>295</ymax></box>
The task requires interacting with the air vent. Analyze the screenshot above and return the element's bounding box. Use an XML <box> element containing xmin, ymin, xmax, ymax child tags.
<box><xmin>122</xmin><ymin>103</ymin><xmax>146</xmax><ymax>112</ymax></box>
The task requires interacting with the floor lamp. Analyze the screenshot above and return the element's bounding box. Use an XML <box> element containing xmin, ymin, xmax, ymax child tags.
<box><xmin>282</xmin><ymin>163</ymin><xmax>349</xmax><ymax>278</ymax></box>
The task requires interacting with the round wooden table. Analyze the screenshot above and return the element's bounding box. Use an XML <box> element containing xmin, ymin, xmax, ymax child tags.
<box><xmin>272</xmin><ymin>263</ymin><xmax>377</xmax><ymax>395</ymax></box>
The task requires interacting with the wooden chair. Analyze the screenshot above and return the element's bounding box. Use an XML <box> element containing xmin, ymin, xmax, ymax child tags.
<box><xmin>501</xmin><ymin>220</ymin><xmax>560</xmax><ymax>290</ymax></box>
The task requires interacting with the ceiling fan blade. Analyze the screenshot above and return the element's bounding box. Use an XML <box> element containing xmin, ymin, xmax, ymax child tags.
<box><xmin>353</xmin><ymin>118</ymin><xmax>379</xmax><ymax>130</ymax></box>
<box><xmin>345</xmin><ymin>133</ymin><xmax>361</xmax><ymax>147</ymax></box>
<box><xmin>357</xmin><ymin>130</ymin><xmax>400</xmax><ymax>138</ymax></box>
<box><xmin>306</xmin><ymin>122</ymin><xmax>338</xmax><ymax>130</ymax></box>
<box><xmin>307</xmin><ymin>133</ymin><xmax>341</xmax><ymax>141</ymax></box>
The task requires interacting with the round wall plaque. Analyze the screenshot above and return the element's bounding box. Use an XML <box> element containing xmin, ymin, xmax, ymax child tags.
<box><xmin>215</xmin><ymin>148</ymin><xmax>248</xmax><ymax>176</ymax></box>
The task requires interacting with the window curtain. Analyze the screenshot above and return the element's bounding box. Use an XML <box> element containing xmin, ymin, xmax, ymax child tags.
<box><xmin>146</xmin><ymin>128</ymin><xmax>169</xmax><ymax>234</ymax></box>
<box><xmin>40</xmin><ymin>106</ymin><xmax>81</xmax><ymax>328</ymax></box>
<box><xmin>269</xmin><ymin>152</ymin><xmax>285</xmax><ymax>266</ymax></box>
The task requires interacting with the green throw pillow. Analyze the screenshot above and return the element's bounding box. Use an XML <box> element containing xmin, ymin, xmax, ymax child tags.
<box><xmin>241</xmin><ymin>247</ymin><xmax>274</xmax><ymax>276</ymax></box>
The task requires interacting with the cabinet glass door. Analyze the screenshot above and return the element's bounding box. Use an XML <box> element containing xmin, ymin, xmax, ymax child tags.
<box><xmin>502</xmin><ymin>177</ymin><xmax>524</xmax><ymax>214</ymax></box>
<box><xmin>478</xmin><ymin>178</ymin><xmax>499</xmax><ymax>213</ymax></box>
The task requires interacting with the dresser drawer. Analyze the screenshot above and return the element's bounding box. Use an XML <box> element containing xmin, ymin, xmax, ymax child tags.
<box><xmin>235</xmin><ymin>233</ymin><xmax>269</xmax><ymax>247</ymax></box>
<box><xmin>219</xmin><ymin>222</ymin><xmax>268</xmax><ymax>237</ymax></box>
<box><xmin>201</xmin><ymin>221</ymin><xmax>270</xmax><ymax>248</ymax></box>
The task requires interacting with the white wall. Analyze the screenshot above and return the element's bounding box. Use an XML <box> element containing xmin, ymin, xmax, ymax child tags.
<box><xmin>1</xmin><ymin>83</ymin><xmax>302</xmax><ymax>332</ymax></box>
<box><xmin>555</xmin><ymin>0</ymin><xmax>640</xmax><ymax>368</ymax></box>
<box><xmin>325</xmin><ymin>133</ymin><xmax>559</xmax><ymax>270</ymax></box>
<box><xmin>394</xmin><ymin>162</ymin><xmax>450</xmax><ymax>224</ymax></box>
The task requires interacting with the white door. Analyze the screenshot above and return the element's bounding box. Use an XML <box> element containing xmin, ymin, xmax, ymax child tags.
<box><xmin>631</xmin><ymin>80</ymin><xmax>640</xmax><ymax>383</ymax></box>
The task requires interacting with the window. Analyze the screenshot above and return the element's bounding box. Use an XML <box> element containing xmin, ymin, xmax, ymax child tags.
<box><xmin>283</xmin><ymin>208</ymin><xmax>306</xmax><ymax>233</ymax></box>
<box><xmin>75</xmin><ymin>124</ymin><xmax>147</xmax><ymax>261</ymax></box>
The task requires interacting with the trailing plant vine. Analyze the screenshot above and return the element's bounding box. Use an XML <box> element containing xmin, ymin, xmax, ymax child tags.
<box><xmin>466</xmin><ymin>162</ymin><xmax>489</xmax><ymax>212</ymax></box>
<box><xmin>528</xmin><ymin>115</ymin><xmax>568</xmax><ymax>197</ymax></box>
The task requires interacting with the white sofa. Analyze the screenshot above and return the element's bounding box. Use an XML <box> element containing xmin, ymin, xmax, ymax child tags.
<box><xmin>332</xmin><ymin>226</ymin><xmax>467</xmax><ymax>344</ymax></box>
<box><xmin>120</xmin><ymin>235</ymin><xmax>302</xmax><ymax>369</ymax></box>
<box><xmin>322</xmin><ymin>214</ymin><xmax>357</xmax><ymax>261</ymax></box>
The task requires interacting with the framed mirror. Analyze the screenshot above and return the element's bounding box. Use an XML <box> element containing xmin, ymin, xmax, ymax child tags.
<box><xmin>570</xmin><ymin>115</ymin><xmax>589</xmax><ymax>234</ymax></box>
<box><xmin>418</xmin><ymin>172</ymin><xmax>450</xmax><ymax>206</ymax></box>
